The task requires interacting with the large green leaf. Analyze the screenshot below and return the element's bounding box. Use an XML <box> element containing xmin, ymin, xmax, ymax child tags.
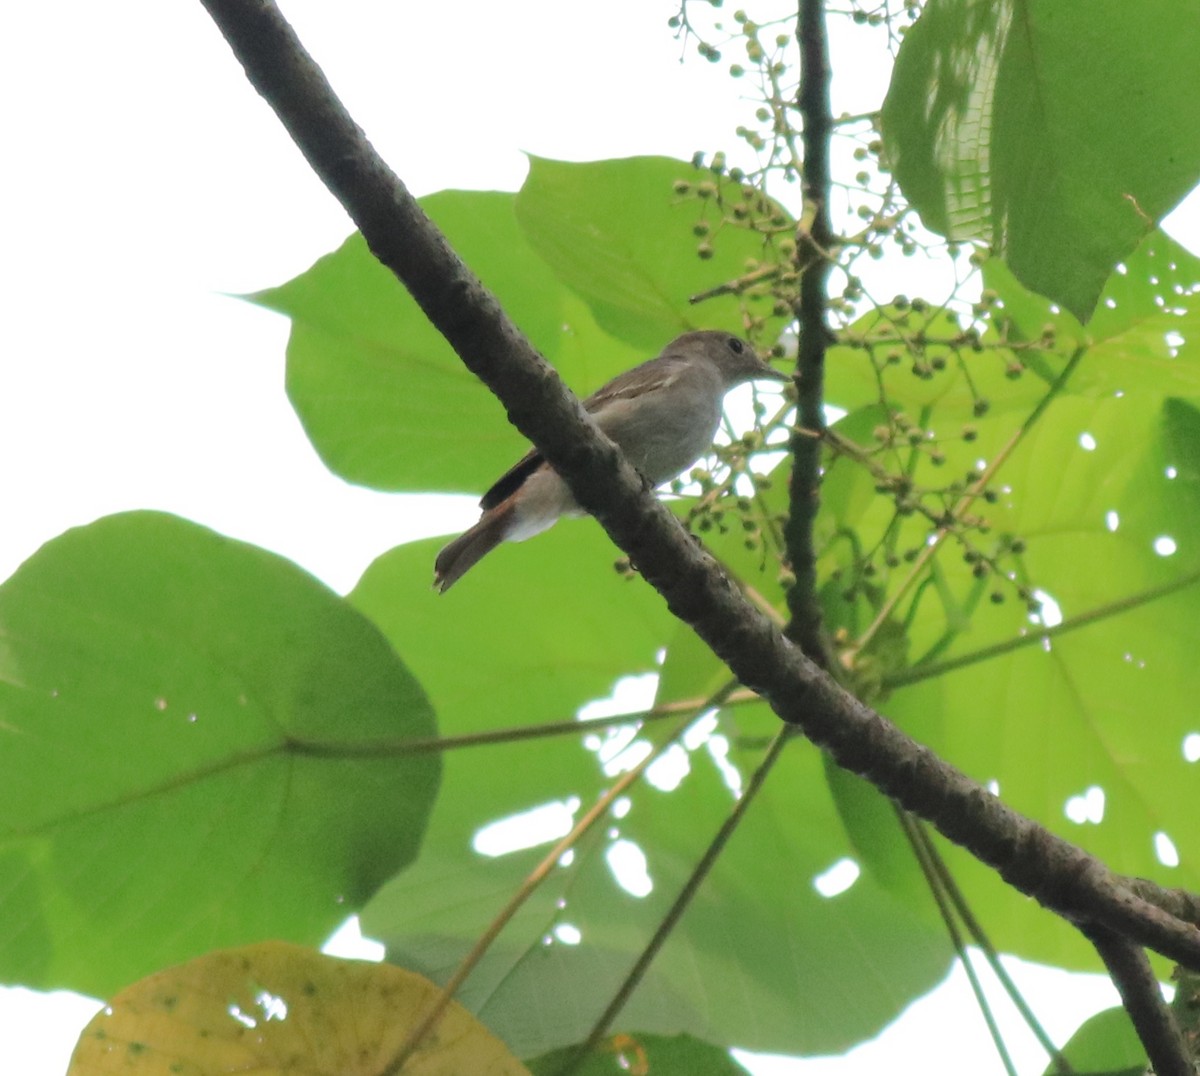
<box><xmin>870</xmin><ymin>393</ymin><xmax>1200</xmax><ymax>968</ymax></box>
<box><xmin>355</xmin><ymin>527</ymin><xmax>950</xmax><ymax>1058</ymax></box>
<box><xmin>363</xmin><ymin>697</ymin><xmax>950</xmax><ymax>1060</ymax></box>
<box><xmin>817</xmin><ymin>228</ymin><xmax>1200</xmax><ymax>965</ymax></box>
<box><xmin>985</xmin><ymin>230</ymin><xmax>1200</xmax><ymax>399</ymax></box>
<box><xmin>349</xmin><ymin>526</ymin><xmax>673</xmax><ymax>731</ymax></box>
<box><xmin>883</xmin><ymin>0</ymin><xmax>1200</xmax><ymax>321</ymax></box>
<box><xmin>252</xmin><ymin>190</ymin><xmax>644</xmax><ymax>494</ymax></box>
<box><xmin>515</xmin><ymin>156</ymin><xmax>788</xmax><ymax>349</ymax></box>
<box><xmin>0</xmin><ymin>512</ymin><xmax>439</xmax><ymax>997</ymax></box>
<box><xmin>253</xmin><ymin>160</ymin><xmax>787</xmax><ymax>500</ymax></box>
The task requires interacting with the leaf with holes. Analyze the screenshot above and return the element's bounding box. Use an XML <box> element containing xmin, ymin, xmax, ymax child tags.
<box><xmin>69</xmin><ymin>940</ymin><xmax>529</xmax><ymax>1075</ymax></box>
<box><xmin>359</xmin><ymin>653</ymin><xmax>952</xmax><ymax>1062</ymax></box>
<box><xmin>351</xmin><ymin>483</ymin><xmax>950</xmax><ymax>1058</ymax></box>
<box><xmin>883</xmin><ymin>0</ymin><xmax>1200</xmax><ymax>321</ymax></box>
<box><xmin>984</xmin><ymin>231</ymin><xmax>1200</xmax><ymax>399</ymax></box>
<box><xmin>0</xmin><ymin>512</ymin><xmax>439</xmax><ymax>997</ymax></box>
<box><xmin>841</xmin><ymin>393</ymin><xmax>1200</xmax><ymax>969</ymax></box>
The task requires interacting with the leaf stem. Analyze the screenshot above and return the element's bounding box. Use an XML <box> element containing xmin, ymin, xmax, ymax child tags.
<box><xmin>899</xmin><ymin>811</ymin><xmax>1020</xmax><ymax>1076</ymax></box>
<box><xmin>904</xmin><ymin>814</ymin><xmax>1072</xmax><ymax>1072</ymax></box>
<box><xmin>883</xmin><ymin>568</ymin><xmax>1200</xmax><ymax>690</ymax></box>
<box><xmin>554</xmin><ymin>724</ymin><xmax>796</xmax><ymax>1075</ymax></box>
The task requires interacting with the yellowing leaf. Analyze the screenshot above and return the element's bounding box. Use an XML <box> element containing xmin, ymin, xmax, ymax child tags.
<box><xmin>69</xmin><ymin>941</ymin><xmax>529</xmax><ymax>1076</ymax></box>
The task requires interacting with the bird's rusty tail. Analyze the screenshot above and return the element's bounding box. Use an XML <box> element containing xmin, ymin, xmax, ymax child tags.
<box><xmin>433</xmin><ymin>500</ymin><xmax>515</xmax><ymax>593</ymax></box>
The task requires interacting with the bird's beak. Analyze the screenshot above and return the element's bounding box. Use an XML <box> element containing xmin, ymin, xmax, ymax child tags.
<box><xmin>756</xmin><ymin>359</ymin><xmax>791</xmax><ymax>382</ymax></box>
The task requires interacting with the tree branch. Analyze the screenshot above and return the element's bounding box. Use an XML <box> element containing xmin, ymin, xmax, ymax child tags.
<box><xmin>784</xmin><ymin>0</ymin><xmax>834</xmax><ymax>663</ymax></box>
<box><xmin>1086</xmin><ymin>928</ymin><xmax>1192</xmax><ymax>1076</ymax></box>
<box><xmin>197</xmin><ymin>0</ymin><xmax>1200</xmax><ymax>971</ymax></box>
<box><xmin>1128</xmin><ymin>878</ymin><xmax>1200</xmax><ymax>930</ymax></box>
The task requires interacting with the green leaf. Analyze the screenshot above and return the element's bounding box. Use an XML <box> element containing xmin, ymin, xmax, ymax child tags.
<box><xmin>349</xmin><ymin>526</ymin><xmax>672</xmax><ymax>732</ymax></box>
<box><xmin>1043</xmin><ymin>1006</ymin><xmax>1146</xmax><ymax>1076</ymax></box>
<box><xmin>984</xmin><ymin>231</ymin><xmax>1200</xmax><ymax>399</ymax></box>
<box><xmin>883</xmin><ymin>0</ymin><xmax>1200</xmax><ymax>321</ymax></box>
<box><xmin>252</xmin><ymin>161</ymin><xmax>794</xmax><ymax>500</ymax></box>
<box><xmin>361</xmin><ymin>684</ymin><xmax>951</xmax><ymax>1058</ymax></box>
<box><xmin>875</xmin><ymin>394</ymin><xmax>1200</xmax><ymax>967</ymax></box>
<box><xmin>528</xmin><ymin>1032</ymin><xmax>750</xmax><ymax>1075</ymax></box>
<box><xmin>0</xmin><ymin>512</ymin><xmax>439</xmax><ymax>997</ymax></box>
<box><xmin>355</xmin><ymin>518</ymin><xmax>948</xmax><ymax>1063</ymax></box>
<box><xmin>252</xmin><ymin>191</ymin><xmax>644</xmax><ymax>494</ymax></box>
<box><xmin>515</xmin><ymin>156</ymin><xmax>790</xmax><ymax>349</ymax></box>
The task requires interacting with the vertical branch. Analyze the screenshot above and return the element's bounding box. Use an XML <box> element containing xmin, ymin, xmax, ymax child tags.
<box><xmin>785</xmin><ymin>0</ymin><xmax>834</xmax><ymax>664</ymax></box>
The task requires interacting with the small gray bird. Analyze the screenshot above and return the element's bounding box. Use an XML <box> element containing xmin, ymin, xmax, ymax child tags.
<box><xmin>434</xmin><ymin>329</ymin><xmax>787</xmax><ymax>592</ymax></box>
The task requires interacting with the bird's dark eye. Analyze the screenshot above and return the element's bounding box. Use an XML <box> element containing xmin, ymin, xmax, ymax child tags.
<box><xmin>727</xmin><ymin>337</ymin><xmax>744</xmax><ymax>354</ymax></box>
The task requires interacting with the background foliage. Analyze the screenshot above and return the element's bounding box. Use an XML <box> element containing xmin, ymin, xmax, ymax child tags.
<box><xmin>3</xmin><ymin>0</ymin><xmax>1200</xmax><ymax>1072</ymax></box>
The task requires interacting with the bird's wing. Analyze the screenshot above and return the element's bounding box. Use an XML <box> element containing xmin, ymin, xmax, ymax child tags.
<box><xmin>580</xmin><ymin>354</ymin><xmax>690</xmax><ymax>410</ymax></box>
<box><xmin>479</xmin><ymin>355</ymin><xmax>691</xmax><ymax>508</ymax></box>
<box><xmin>479</xmin><ymin>447</ymin><xmax>544</xmax><ymax>510</ymax></box>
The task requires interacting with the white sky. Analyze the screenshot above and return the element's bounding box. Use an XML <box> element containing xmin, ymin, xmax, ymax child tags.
<box><xmin>4</xmin><ymin>0</ymin><xmax>1196</xmax><ymax>1072</ymax></box>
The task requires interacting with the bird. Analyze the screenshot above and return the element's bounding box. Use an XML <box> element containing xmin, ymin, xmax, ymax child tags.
<box><xmin>433</xmin><ymin>329</ymin><xmax>788</xmax><ymax>592</ymax></box>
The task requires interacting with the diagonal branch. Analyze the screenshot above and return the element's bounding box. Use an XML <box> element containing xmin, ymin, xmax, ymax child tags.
<box><xmin>197</xmin><ymin>0</ymin><xmax>1200</xmax><ymax>971</ymax></box>
<box><xmin>1086</xmin><ymin>927</ymin><xmax>1192</xmax><ymax>1076</ymax></box>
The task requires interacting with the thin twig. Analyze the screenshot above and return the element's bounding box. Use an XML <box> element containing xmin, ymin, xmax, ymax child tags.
<box><xmin>908</xmin><ymin>817</ymin><xmax>1071</xmax><ymax>1072</ymax></box>
<box><xmin>554</xmin><ymin>725</ymin><xmax>796</xmax><ymax>1075</ymax></box>
<box><xmin>689</xmin><ymin>262</ymin><xmax>782</xmax><ymax>303</ymax></box>
<box><xmin>382</xmin><ymin>680</ymin><xmax>739</xmax><ymax>1074</ymax></box>
<box><xmin>899</xmin><ymin>812</ymin><xmax>1020</xmax><ymax>1076</ymax></box>
<box><xmin>286</xmin><ymin>688</ymin><xmax>762</xmax><ymax>758</ymax></box>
